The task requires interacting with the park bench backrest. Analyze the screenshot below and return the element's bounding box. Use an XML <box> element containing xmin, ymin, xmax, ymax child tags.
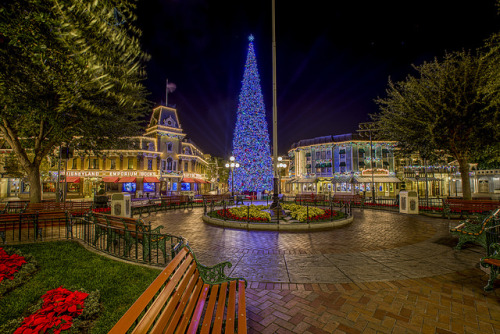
<box><xmin>109</xmin><ymin>246</ymin><xmax>246</xmax><ymax>334</ymax></box>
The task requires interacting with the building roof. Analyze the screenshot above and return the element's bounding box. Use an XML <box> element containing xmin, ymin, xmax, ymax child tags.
<box><xmin>290</xmin><ymin>133</ymin><xmax>363</xmax><ymax>149</ymax></box>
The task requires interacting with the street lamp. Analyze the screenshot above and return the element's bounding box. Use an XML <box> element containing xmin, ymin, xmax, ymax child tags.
<box><xmin>225</xmin><ymin>156</ymin><xmax>240</xmax><ymax>197</ymax></box>
<box><xmin>277</xmin><ymin>157</ymin><xmax>287</xmax><ymax>194</ymax></box>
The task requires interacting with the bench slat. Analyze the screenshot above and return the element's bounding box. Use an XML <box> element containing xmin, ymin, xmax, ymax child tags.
<box><xmin>483</xmin><ymin>258</ymin><xmax>500</xmax><ymax>267</ymax></box>
<box><xmin>177</xmin><ymin>277</ymin><xmax>208</xmax><ymax>333</ymax></box>
<box><xmin>150</xmin><ymin>261</ymin><xmax>199</xmax><ymax>334</ymax></box>
<box><xmin>186</xmin><ymin>283</ymin><xmax>211</xmax><ymax>334</ymax></box>
<box><xmin>134</xmin><ymin>257</ymin><xmax>197</xmax><ymax>333</ymax></box>
<box><xmin>108</xmin><ymin>247</ymin><xmax>189</xmax><ymax>334</ymax></box>
<box><xmin>226</xmin><ymin>280</ymin><xmax>237</xmax><ymax>334</ymax></box>
<box><xmin>238</xmin><ymin>280</ymin><xmax>247</xmax><ymax>333</ymax></box>
<box><xmin>174</xmin><ymin>277</ymin><xmax>205</xmax><ymax>334</ymax></box>
<box><xmin>200</xmin><ymin>284</ymin><xmax>219</xmax><ymax>334</ymax></box>
<box><xmin>164</xmin><ymin>272</ymin><xmax>202</xmax><ymax>334</ymax></box>
<box><xmin>212</xmin><ymin>281</ymin><xmax>228</xmax><ymax>334</ymax></box>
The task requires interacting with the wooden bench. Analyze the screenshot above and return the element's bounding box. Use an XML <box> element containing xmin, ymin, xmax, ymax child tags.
<box><xmin>90</xmin><ymin>213</ymin><xmax>171</xmax><ymax>261</ymax></box>
<box><xmin>203</xmin><ymin>194</ymin><xmax>232</xmax><ymax>205</ymax></box>
<box><xmin>332</xmin><ymin>194</ymin><xmax>364</xmax><ymax>206</ymax></box>
<box><xmin>25</xmin><ymin>201</ymin><xmax>93</xmax><ymax>216</ymax></box>
<box><xmin>450</xmin><ymin>208</ymin><xmax>500</xmax><ymax>249</ymax></box>
<box><xmin>443</xmin><ymin>199</ymin><xmax>500</xmax><ymax>218</ymax></box>
<box><xmin>480</xmin><ymin>224</ymin><xmax>500</xmax><ymax>291</ymax></box>
<box><xmin>294</xmin><ymin>193</ymin><xmax>326</xmax><ymax>206</ymax></box>
<box><xmin>131</xmin><ymin>195</ymin><xmax>194</xmax><ymax>216</ymax></box>
<box><xmin>4</xmin><ymin>201</ymin><xmax>29</xmax><ymax>213</ymax></box>
<box><xmin>109</xmin><ymin>245</ymin><xmax>247</xmax><ymax>334</ymax></box>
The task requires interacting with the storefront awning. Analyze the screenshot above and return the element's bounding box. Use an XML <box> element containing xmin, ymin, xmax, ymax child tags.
<box><xmin>102</xmin><ymin>177</ymin><xmax>119</xmax><ymax>183</ymax></box>
<box><xmin>143</xmin><ymin>177</ymin><xmax>160</xmax><ymax>183</ymax></box>
<box><xmin>195</xmin><ymin>179</ymin><xmax>209</xmax><ymax>184</ymax></box>
<box><xmin>331</xmin><ymin>176</ymin><xmax>354</xmax><ymax>183</ymax></box>
<box><xmin>406</xmin><ymin>177</ymin><xmax>441</xmax><ymax>182</ymax></box>
<box><xmin>182</xmin><ymin>178</ymin><xmax>195</xmax><ymax>183</ymax></box>
<box><xmin>354</xmin><ymin>176</ymin><xmax>402</xmax><ymax>183</ymax></box>
<box><xmin>61</xmin><ymin>177</ymin><xmax>81</xmax><ymax>183</ymax></box>
<box><xmin>118</xmin><ymin>177</ymin><xmax>136</xmax><ymax>183</ymax></box>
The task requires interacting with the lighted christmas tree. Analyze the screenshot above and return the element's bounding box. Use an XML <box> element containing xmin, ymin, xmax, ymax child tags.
<box><xmin>231</xmin><ymin>36</ymin><xmax>273</xmax><ymax>193</ymax></box>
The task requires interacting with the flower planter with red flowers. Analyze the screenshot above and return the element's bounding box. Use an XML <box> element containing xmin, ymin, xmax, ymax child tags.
<box><xmin>0</xmin><ymin>247</ymin><xmax>37</xmax><ymax>297</ymax></box>
<box><xmin>1</xmin><ymin>285</ymin><xmax>100</xmax><ymax>334</ymax></box>
<box><xmin>12</xmin><ymin>286</ymin><xmax>99</xmax><ymax>334</ymax></box>
<box><xmin>0</xmin><ymin>247</ymin><xmax>26</xmax><ymax>283</ymax></box>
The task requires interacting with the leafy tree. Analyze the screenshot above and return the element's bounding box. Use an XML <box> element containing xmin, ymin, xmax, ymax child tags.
<box><xmin>374</xmin><ymin>44</ymin><xmax>499</xmax><ymax>200</ymax></box>
<box><xmin>0</xmin><ymin>0</ymin><xmax>150</xmax><ymax>202</ymax></box>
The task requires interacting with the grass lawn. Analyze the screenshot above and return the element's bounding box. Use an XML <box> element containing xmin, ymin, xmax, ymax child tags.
<box><xmin>0</xmin><ymin>241</ymin><xmax>161</xmax><ymax>333</ymax></box>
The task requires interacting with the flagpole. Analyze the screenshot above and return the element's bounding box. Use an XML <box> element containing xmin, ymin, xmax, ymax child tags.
<box><xmin>166</xmin><ymin>79</ymin><xmax>168</xmax><ymax>107</ymax></box>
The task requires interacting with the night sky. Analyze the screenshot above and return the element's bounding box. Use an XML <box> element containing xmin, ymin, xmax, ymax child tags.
<box><xmin>136</xmin><ymin>0</ymin><xmax>499</xmax><ymax>158</ymax></box>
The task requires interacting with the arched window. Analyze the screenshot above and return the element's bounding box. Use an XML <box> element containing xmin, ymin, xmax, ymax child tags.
<box><xmin>167</xmin><ymin>157</ymin><xmax>173</xmax><ymax>170</ymax></box>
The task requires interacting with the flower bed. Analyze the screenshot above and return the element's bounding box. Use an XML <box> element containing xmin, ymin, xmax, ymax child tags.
<box><xmin>1</xmin><ymin>286</ymin><xmax>100</xmax><ymax>334</ymax></box>
<box><xmin>282</xmin><ymin>203</ymin><xmax>342</xmax><ymax>222</ymax></box>
<box><xmin>211</xmin><ymin>204</ymin><xmax>271</xmax><ymax>222</ymax></box>
<box><xmin>0</xmin><ymin>247</ymin><xmax>37</xmax><ymax>297</ymax></box>
<box><xmin>0</xmin><ymin>247</ymin><xmax>26</xmax><ymax>282</ymax></box>
<box><xmin>92</xmin><ymin>207</ymin><xmax>111</xmax><ymax>214</ymax></box>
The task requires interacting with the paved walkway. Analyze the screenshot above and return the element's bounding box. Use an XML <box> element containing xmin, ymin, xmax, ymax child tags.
<box><xmin>147</xmin><ymin>207</ymin><xmax>500</xmax><ymax>334</ymax></box>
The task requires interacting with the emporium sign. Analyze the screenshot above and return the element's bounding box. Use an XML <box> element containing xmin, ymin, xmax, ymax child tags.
<box><xmin>65</xmin><ymin>171</ymin><xmax>158</xmax><ymax>177</ymax></box>
<box><xmin>361</xmin><ymin>168</ymin><xmax>389</xmax><ymax>176</ymax></box>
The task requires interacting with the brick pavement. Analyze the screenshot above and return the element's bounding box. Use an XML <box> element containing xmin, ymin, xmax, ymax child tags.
<box><xmin>147</xmin><ymin>207</ymin><xmax>500</xmax><ymax>333</ymax></box>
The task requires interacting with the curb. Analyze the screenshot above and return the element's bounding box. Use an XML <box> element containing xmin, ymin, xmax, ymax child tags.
<box><xmin>202</xmin><ymin>214</ymin><xmax>354</xmax><ymax>231</ymax></box>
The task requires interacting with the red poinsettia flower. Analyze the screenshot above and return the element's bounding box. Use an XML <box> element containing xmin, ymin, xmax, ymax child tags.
<box><xmin>0</xmin><ymin>247</ymin><xmax>26</xmax><ymax>282</ymax></box>
<box><xmin>14</xmin><ymin>286</ymin><xmax>88</xmax><ymax>334</ymax></box>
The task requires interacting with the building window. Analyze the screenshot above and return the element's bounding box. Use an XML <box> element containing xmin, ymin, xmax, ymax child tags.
<box><xmin>184</xmin><ymin>162</ymin><xmax>188</xmax><ymax>172</ymax></box>
<box><xmin>147</xmin><ymin>159</ymin><xmax>153</xmax><ymax>170</ymax></box>
<box><xmin>71</xmin><ymin>158</ymin><xmax>77</xmax><ymax>169</ymax></box>
<box><xmin>167</xmin><ymin>157</ymin><xmax>173</xmax><ymax>170</ymax></box>
<box><xmin>173</xmin><ymin>161</ymin><xmax>177</xmax><ymax>171</ymax></box>
<box><xmin>128</xmin><ymin>158</ymin><xmax>134</xmax><ymax>169</ymax></box>
<box><xmin>161</xmin><ymin>160</ymin><xmax>166</xmax><ymax>170</ymax></box>
<box><xmin>167</xmin><ymin>142</ymin><xmax>173</xmax><ymax>152</ymax></box>
<box><xmin>326</xmin><ymin>150</ymin><xmax>332</xmax><ymax>159</ymax></box>
<box><xmin>110</xmin><ymin>159</ymin><xmax>116</xmax><ymax>170</ymax></box>
<box><xmin>88</xmin><ymin>158</ymin><xmax>99</xmax><ymax>169</ymax></box>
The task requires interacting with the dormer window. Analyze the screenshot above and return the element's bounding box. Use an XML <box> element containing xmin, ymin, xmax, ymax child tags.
<box><xmin>163</xmin><ymin>116</ymin><xmax>177</xmax><ymax>127</ymax></box>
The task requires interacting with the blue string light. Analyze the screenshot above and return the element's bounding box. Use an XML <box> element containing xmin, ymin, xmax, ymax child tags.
<box><xmin>231</xmin><ymin>38</ymin><xmax>273</xmax><ymax>193</ymax></box>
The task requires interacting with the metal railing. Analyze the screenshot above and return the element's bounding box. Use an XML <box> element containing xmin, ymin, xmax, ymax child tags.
<box><xmin>0</xmin><ymin>213</ymin><xmax>186</xmax><ymax>267</ymax></box>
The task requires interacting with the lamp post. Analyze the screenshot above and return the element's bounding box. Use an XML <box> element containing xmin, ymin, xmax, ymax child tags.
<box><xmin>415</xmin><ymin>170</ymin><xmax>420</xmax><ymax>197</ymax></box>
<box><xmin>277</xmin><ymin>157</ymin><xmax>287</xmax><ymax>194</ymax></box>
<box><xmin>225</xmin><ymin>156</ymin><xmax>240</xmax><ymax>197</ymax></box>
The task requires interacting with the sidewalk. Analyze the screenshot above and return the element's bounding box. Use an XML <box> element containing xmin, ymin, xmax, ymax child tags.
<box><xmin>148</xmin><ymin>208</ymin><xmax>500</xmax><ymax>333</ymax></box>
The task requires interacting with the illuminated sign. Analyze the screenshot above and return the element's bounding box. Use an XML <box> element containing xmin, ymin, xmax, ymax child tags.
<box><xmin>361</xmin><ymin>168</ymin><xmax>389</xmax><ymax>176</ymax></box>
<box><xmin>65</xmin><ymin>171</ymin><xmax>158</xmax><ymax>177</ymax></box>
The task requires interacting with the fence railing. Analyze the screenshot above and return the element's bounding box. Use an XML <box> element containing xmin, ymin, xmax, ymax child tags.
<box><xmin>0</xmin><ymin>213</ymin><xmax>186</xmax><ymax>267</ymax></box>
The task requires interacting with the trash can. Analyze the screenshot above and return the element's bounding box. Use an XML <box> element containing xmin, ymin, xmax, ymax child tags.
<box><xmin>111</xmin><ymin>193</ymin><xmax>131</xmax><ymax>217</ymax></box>
<box><xmin>399</xmin><ymin>191</ymin><xmax>419</xmax><ymax>214</ymax></box>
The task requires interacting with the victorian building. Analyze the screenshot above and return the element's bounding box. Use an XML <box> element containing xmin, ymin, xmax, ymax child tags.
<box><xmin>287</xmin><ymin>133</ymin><xmax>401</xmax><ymax>198</ymax></box>
<box><xmin>0</xmin><ymin>105</ymin><xmax>211</xmax><ymax>199</ymax></box>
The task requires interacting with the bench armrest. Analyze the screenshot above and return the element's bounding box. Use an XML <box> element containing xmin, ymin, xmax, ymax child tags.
<box><xmin>186</xmin><ymin>245</ymin><xmax>248</xmax><ymax>287</ymax></box>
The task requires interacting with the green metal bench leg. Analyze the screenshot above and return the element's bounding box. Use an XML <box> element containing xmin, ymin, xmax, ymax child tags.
<box><xmin>484</xmin><ymin>265</ymin><xmax>499</xmax><ymax>291</ymax></box>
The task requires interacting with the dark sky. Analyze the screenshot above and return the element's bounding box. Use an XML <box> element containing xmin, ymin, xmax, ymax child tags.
<box><xmin>136</xmin><ymin>0</ymin><xmax>499</xmax><ymax>158</ymax></box>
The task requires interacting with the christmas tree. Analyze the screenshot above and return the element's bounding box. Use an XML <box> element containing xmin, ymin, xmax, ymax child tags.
<box><xmin>231</xmin><ymin>36</ymin><xmax>273</xmax><ymax>193</ymax></box>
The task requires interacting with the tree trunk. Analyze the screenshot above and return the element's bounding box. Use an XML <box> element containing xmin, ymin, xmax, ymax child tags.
<box><xmin>27</xmin><ymin>166</ymin><xmax>42</xmax><ymax>203</ymax></box>
<box><xmin>458</xmin><ymin>158</ymin><xmax>472</xmax><ymax>200</ymax></box>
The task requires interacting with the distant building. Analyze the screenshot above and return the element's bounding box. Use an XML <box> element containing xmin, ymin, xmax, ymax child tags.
<box><xmin>287</xmin><ymin>133</ymin><xmax>401</xmax><ymax>198</ymax></box>
<box><xmin>0</xmin><ymin>106</ymin><xmax>211</xmax><ymax>199</ymax></box>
